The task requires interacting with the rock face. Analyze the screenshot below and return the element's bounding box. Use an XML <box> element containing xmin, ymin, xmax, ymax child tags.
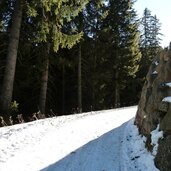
<box><xmin>135</xmin><ymin>49</ymin><xmax>171</xmax><ymax>171</ymax></box>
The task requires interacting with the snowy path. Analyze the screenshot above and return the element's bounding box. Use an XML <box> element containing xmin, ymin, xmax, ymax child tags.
<box><xmin>43</xmin><ymin>121</ymin><xmax>127</xmax><ymax>171</ymax></box>
<box><xmin>0</xmin><ymin>106</ymin><xmax>159</xmax><ymax>171</ymax></box>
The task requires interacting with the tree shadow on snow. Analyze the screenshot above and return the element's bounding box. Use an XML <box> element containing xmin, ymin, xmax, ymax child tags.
<box><xmin>40</xmin><ymin>121</ymin><xmax>128</xmax><ymax>171</ymax></box>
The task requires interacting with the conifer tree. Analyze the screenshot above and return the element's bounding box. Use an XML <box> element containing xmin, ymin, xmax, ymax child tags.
<box><xmin>140</xmin><ymin>8</ymin><xmax>152</xmax><ymax>49</ymax></box>
<box><xmin>81</xmin><ymin>0</ymin><xmax>106</xmax><ymax>110</ymax></box>
<box><xmin>0</xmin><ymin>0</ymin><xmax>23</xmax><ymax>123</ymax></box>
<box><xmin>0</xmin><ymin>0</ymin><xmax>89</xmax><ymax>121</ymax></box>
<box><xmin>150</xmin><ymin>15</ymin><xmax>162</xmax><ymax>56</ymax></box>
<box><xmin>27</xmin><ymin>0</ymin><xmax>89</xmax><ymax>114</ymax></box>
<box><xmin>139</xmin><ymin>8</ymin><xmax>162</xmax><ymax>80</ymax></box>
<box><xmin>100</xmin><ymin>0</ymin><xmax>141</xmax><ymax>107</ymax></box>
<box><xmin>27</xmin><ymin>0</ymin><xmax>89</xmax><ymax>52</ymax></box>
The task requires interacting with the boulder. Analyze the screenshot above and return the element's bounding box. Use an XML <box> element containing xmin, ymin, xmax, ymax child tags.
<box><xmin>160</xmin><ymin>105</ymin><xmax>171</xmax><ymax>132</ymax></box>
<box><xmin>155</xmin><ymin>135</ymin><xmax>171</xmax><ymax>171</ymax></box>
<box><xmin>135</xmin><ymin>48</ymin><xmax>171</xmax><ymax>171</ymax></box>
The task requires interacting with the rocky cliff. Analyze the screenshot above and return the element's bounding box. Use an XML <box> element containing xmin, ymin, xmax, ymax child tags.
<box><xmin>135</xmin><ymin>48</ymin><xmax>171</xmax><ymax>171</ymax></box>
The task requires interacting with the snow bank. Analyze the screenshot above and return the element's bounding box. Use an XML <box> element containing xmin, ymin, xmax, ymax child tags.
<box><xmin>120</xmin><ymin>119</ymin><xmax>160</xmax><ymax>171</ymax></box>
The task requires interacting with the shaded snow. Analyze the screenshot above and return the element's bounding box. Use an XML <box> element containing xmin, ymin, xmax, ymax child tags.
<box><xmin>165</xmin><ymin>82</ymin><xmax>171</xmax><ymax>87</ymax></box>
<box><xmin>0</xmin><ymin>106</ymin><xmax>159</xmax><ymax>171</ymax></box>
<box><xmin>162</xmin><ymin>96</ymin><xmax>171</xmax><ymax>102</ymax></box>
<box><xmin>121</xmin><ymin>119</ymin><xmax>159</xmax><ymax>171</ymax></box>
<box><xmin>152</xmin><ymin>71</ymin><xmax>158</xmax><ymax>74</ymax></box>
<box><xmin>154</xmin><ymin>61</ymin><xmax>159</xmax><ymax>66</ymax></box>
<box><xmin>151</xmin><ymin>125</ymin><xmax>163</xmax><ymax>156</ymax></box>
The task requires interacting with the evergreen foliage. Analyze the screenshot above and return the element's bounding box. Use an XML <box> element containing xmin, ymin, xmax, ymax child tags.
<box><xmin>138</xmin><ymin>8</ymin><xmax>162</xmax><ymax>81</ymax></box>
<box><xmin>96</xmin><ymin>0</ymin><xmax>141</xmax><ymax>107</ymax></box>
<box><xmin>0</xmin><ymin>0</ymin><xmax>164</xmax><ymax>123</ymax></box>
<box><xmin>27</xmin><ymin>0</ymin><xmax>89</xmax><ymax>52</ymax></box>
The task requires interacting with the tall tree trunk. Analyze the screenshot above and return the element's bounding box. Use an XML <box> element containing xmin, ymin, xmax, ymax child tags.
<box><xmin>0</xmin><ymin>0</ymin><xmax>22</xmax><ymax>120</ymax></box>
<box><xmin>92</xmin><ymin>52</ymin><xmax>96</xmax><ymax>111</ymax></box>
<box><xmin>39</xmin><ymin>45</ymin><xmax>50</xmax><ymax>114</ymax></box>
<box><xmin>114</xmin><ymin>70</ymin><xmax>120</xmax><ymax>108</ymax></box>
<box><xmin>78</xmin><ymin>43</ymin><xmax>82</xmax><ymax>113</ymax></box>
<box><xmin>114</xmin><ymin>47</ymin><xmax>120</xmax><ymax>108</ymax></box>
<box><xmin>62</xmin><ymin>63</ymin><xmax>65</xmax><ymax>115</ymax></box>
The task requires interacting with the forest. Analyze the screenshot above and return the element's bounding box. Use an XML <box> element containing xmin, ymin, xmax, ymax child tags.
<box><xmin>0</xmin><ymin>0</ymin><xmax>163</xmax><ymax>125</ymax></box>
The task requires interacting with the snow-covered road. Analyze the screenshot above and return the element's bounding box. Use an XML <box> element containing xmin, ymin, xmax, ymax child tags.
<box><xmin>0</xmin><ymin>106</ymin><xmax>159</xmax><ymax>171</ymax></box>
<box><xmin>43</xmin><ymin>121</ymin><xmax>127</xmax><ymax>171</ymax></box>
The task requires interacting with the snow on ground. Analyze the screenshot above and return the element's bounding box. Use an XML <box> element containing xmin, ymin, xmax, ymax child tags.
<box><xmin>0</xmin><ymin>106</ymin><xmax>159</xmax><ymax>171</ymax></box>
<box><xmin>151</xmin><ymin>125</ymin><xmax>163</xmax><ymax>156</ymax></box>
<box><xmin>162</xmin><ymin>96</ymin><xmax>171</xmax><ymax>103</ymax></box>
<box><xmin>166</xmin><ymin>82</ymin><xmax>171</xmax><ymax>87</ymax></box>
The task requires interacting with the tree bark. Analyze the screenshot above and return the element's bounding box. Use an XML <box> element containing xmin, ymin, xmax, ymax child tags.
<box><xmin>78</xmin><ymin>43</ymin><xmax>82</xmax><ymax>113</ymax></box>
<box><xmin>0</xmin><ymin>0</ymin><xmax>22</xmax><ymax>119</ymax></box>
<box><xmin>39</xmin><ymin>58</ymin><xmax>49</xmax><ymax>114</ymax></box>
<box><xmin>39</xmin><ymin>44</ymin><xmax>50</xmax><ymax>114</ymax></box>
<box><xmin>62</xmin><ymin>63</ymin><xmax>65</xmax><ymax>115</ymax></box>
<box><xmin>114</xmin><ymin>70</ymin><xmax>120</xmax><ymax>108</ymax></box>
<box><xmin>114</xmin><ymin>47</ymin><xmax>120</xmax><ymax>108</ymax></box>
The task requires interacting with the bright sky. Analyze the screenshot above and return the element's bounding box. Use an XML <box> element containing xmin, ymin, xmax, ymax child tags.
<box><xmin>134</xmin><ymin>0</ymin><xmax>171</xmax><ymax>48</ymax></box>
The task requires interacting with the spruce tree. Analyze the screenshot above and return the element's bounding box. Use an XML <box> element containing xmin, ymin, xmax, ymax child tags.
<box><xmin>27</xmin><ymin>0</ymin><xmax>89</xmax><ymax>52</ymax></box>
<box><xmin>81</xmin><ymin>0</ymin><xmax>107</xmax><ymax>110</ymax></box>
<box><xmin>99</xmin><ymin>0</ymin><xmax>141</xmax><ymax>107</ymax></box>
<box><xmin>139</xmin><ymin>8</ymin><xmax>162</xmax><ymax>80</ymax></box>
<box><xmin>27</xmin><ymin>0</ymin><xmax>89</xmax><ymax>114</ymax></box>
<box><xmin>0</xmin><ymin>0</ymin><xmax>23</xmax><ymax>123</ymax></box>
<box><xmin>150</xmin><ymin>15</ymin><xmax>162</xmax><ymax>56</ymax></box>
